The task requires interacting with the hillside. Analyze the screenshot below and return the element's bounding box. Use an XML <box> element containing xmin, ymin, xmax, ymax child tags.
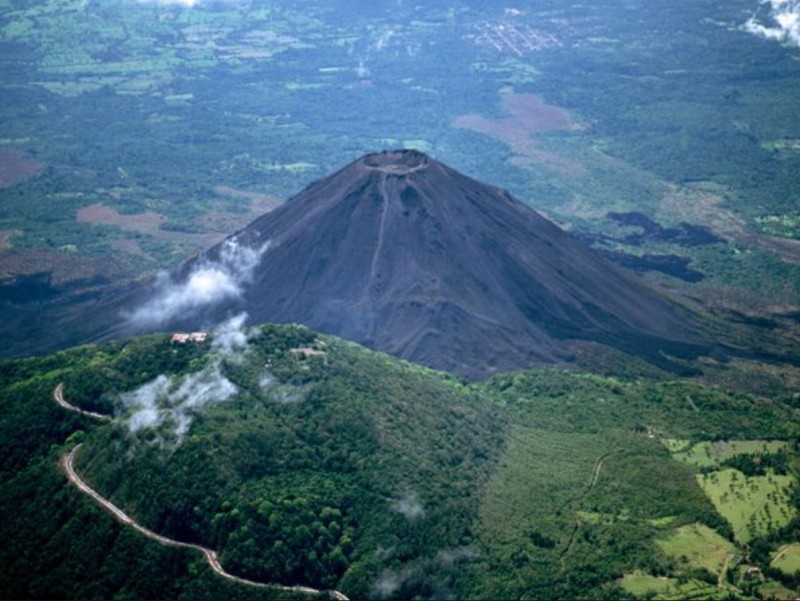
<box><xmin>80</xmin><ymin>150</ymin><xmax>720</xmax><ymax>379</ymax></box>
<box><xmin>1</xmin><ymin>323</ymin><xmax>799</xmax><ymax>599</ymax></box>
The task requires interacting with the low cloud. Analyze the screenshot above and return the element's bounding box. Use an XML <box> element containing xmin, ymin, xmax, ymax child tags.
<box><xmin>371</xmin><ymin>547</ymin><xmax>479</xmax><ymax>599</ymax></box>
<box><xmin>119</xmin><ymin>314</ymin><xmax>255</xmax><ymax>441</ymax></box>
<box><xmin>373</xmin><ymin>568</ymin><xmax>413</xmax><ymax>599</ymax></box>
<box><xmin>745</xmin><ymin>0</ymin><xmax>800</xmax><ymax>45</ymax></box>
<box><xmin>120</xmin><ymin>361</ymin><xmax>237</xmax><ymax>439</ymax></box>
<box><xmin>212</xmin><ymin>312</ymin><xmax>251</xmax><ymax>357</ymax></box>
<box><xmin>127</xmin><ymin>238</ymin><xmax>269</xmax><ymax>328</ymax></box>
<box><xmin>390</xmin><ymin>490</ymin><xmax>425</xmax><ymax>520</ymax></box>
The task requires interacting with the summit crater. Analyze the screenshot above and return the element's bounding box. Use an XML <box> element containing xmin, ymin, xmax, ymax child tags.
<box><xmin>86</xmin><ymin>151</ymin><xmax>715</xmax><ymax>379</ymax></box>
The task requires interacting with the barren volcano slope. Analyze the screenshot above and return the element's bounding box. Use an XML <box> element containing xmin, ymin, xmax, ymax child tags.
<box><xmin>136</xmin><ymin>149</ymin><xmax>708</xmax><ymax>379</ymax></box>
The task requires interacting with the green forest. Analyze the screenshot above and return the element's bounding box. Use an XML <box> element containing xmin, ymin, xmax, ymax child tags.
<box><xmin>1</xmin><ymin>324</ymin><xmax>798</xmax><ymax>599</ymax></box>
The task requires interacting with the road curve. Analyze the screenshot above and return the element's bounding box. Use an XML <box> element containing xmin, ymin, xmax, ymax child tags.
<box><xmin>560</xmin><ymin>449</ymin><xmax>619</xmax><ymax>566</ymax></box>
<box><xmin>54</xmin><ymin>383</ymin><xmax>112</xmax><ymax>422</ymax></box>
<box><xmin>56</xmin><ymin>386</ymin><xmax>348</xmax><ymax>601</ymax></box>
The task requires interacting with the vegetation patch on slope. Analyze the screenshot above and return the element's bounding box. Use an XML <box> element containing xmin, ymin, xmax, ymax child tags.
<box><xmin>696</xmin><ymin>469</ymin><xmax>796</xmax><ymax>544</ymax></box>
<box><xmin>772</xmin><ymin>544</ymin><xmax>800</xmax><ymax>576</ymax></box>
<box><xmin>656</xmin><ymin>523</ymin><xmax>736</xmax><ymax>576</ymax></box>
<box><xmin>2</xmin><ymin>330</ymin><xmax>799</xmax><ymax>600</ymax></box>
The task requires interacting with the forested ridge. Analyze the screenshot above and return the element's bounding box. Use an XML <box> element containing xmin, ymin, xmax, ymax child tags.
<box><xmin>1</xmin><ymin>324</ymin><xmax>798</xmax><ymax>599</ymax></box>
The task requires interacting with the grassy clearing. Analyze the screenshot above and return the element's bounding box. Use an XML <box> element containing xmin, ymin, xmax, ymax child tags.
<box><xmin>620</xmin><ymin>571</ymin><xmax>729</xmax><ymax>600</ymax></box>
<box><xmin>576</xmin><ymin>510</ymin><xmax>629</xmax><ymax>525</ymax></box>
<box><xmin>672</xmin><ymin>440</ymin><xmax>790</xmax><ymax>469</ymax></box>
<box><xmin>656</xmin><ymin>523</ymin><xmax>736</xmax><ymax>575</ymax></box>
<box><xmin>663</xmin><ymin>438</ymin><xmax>691</xmax><ymax>453</ymax></box>
<box><xmin>620</xmin><ymin>572</ymin><xmax>675</xmax><ymax>596</ymax></box>
<box><xmin>756</xmin><ymin>579</ymin><xmax>798</xmax><ymax>600</ymax></box>
<box><xmin>772</xmin><ymin>543</ymin><xmax>800</xmax><ymax>575</ymax></box>
<box><xmin>697</xmin><ymin>469</ymin><xmax>796</xmax><ymax>543</ymax></box>
<box><xmin>649</xmin><ymin>515</ymin><xmax>678</xmax><ymax>527</ymax></box>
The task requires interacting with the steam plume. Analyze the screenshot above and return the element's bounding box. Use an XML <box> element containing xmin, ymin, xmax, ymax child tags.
<box><xmin>390</xmin><ymin>490</ymin><xmax>425</xmax><ymax>520</ymax></box>
<box><xmin>120</xmin><ymin>362</ymin><xmax>237</xmax><ymax>438</ymax></box>
<box><xmin>127</xmin><ymin>238</ymin><xmax>269</xmax><ymax>327</ymax></box>
<box><xmin>119</xmin><ymin>313</ymin><xmax>253</xmax><ymax>442</ymax></box>
<box><xmin>745</xmin><ymin>0</ymin><xmax>800</xmax><ymax>45</ymax></box>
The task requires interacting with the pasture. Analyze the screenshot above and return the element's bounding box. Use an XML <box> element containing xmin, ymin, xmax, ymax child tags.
<box><xmin>696</xmin><ymin>469</ymin><xmax>796</xmax><ymax>543</ymax></box>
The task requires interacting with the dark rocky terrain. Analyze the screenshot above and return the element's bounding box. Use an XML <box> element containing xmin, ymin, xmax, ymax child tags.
<box><xmin>81</xmin><ymin>149</ymin><xmax>712</xmax><ymax>379</ymax></box>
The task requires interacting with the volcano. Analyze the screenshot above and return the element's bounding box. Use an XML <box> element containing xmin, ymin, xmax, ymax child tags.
<box><xmin>99</xmin><ymin>150</ymin><xmax>713</xmax><ymax>378</ymax></box>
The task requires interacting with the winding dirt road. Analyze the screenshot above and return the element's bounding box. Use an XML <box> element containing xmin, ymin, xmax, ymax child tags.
<box><xmin>55</xmin><ymin>385</ymin><xmax>348</xmax><ymax>600</ymax></box>
<box><xmin>54</xmin><ymin>383</ymin><xmax>112</xmax><ymax>422</ymax></box>
<box><xmin>560</xmin><ymin>450</ymin><xmax>618</xmax><ymax>565</ymax></box>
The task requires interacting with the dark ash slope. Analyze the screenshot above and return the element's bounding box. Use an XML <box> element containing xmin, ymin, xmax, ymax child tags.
<box><xmin>128</xmin><ymin>149</ymin><xmax>710</xmax><ymax>378</ymax></box>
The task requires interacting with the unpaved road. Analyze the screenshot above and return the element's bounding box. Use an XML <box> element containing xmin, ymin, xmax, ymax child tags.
<box><xmin>772</xmin><ymin>544</ymin><xmax>792</xmax><ymax>564</ymax></box>
<box><xmin>54</xmin><ymin>383</ymin><xmax>112</xmax><ymax>421</ymax></box>
<box><xmin>56</xmin><ymin>385</ymin><xmax>348</xmax><ymax>600</ymax></box>
<box><xmin>560</xmin><ymin>450</ymin><xmax>618</xmax><ymax>565</ymax></box>
<box><xmin>588</xmin><ymin>452</ymin><xmax>609</xmax><ymax>491</ymax></box>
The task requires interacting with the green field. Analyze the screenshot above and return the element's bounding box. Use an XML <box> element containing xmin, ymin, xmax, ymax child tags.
<box><xmin>656</xmin><ymin>523</ymin><xmax>737</xmax><ymax>576</ymax></box>
<box><xmin>772</xmin><ymin>544</ymin><xmax>800</xmax><ymax>576</ymax></box>
<box><xmin>755</xmin><ymin>579</ymin><xmax>798</xmax><ymax>600</ymax></box>
<box><xmin>697</xmin><ymin>469</ymin><xmax>796</xmax><ymax>543</ymax></box>
<box><xmin>620</xmin><ymin>572</ymin><xmax>731</xmax><ymax>600</ymax></box>
<box><xmin>671</xmin><ymin>441</ymin><xmax>791</xmax><ymax>469</ymax></box>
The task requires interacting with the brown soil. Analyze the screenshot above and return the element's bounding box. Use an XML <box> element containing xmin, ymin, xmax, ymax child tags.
<box><xmin>0</xmin><ymin>150</ymin><xmax>42</xmax><ymax>187</ymax></box>
<box><xmin>194</xmin><ymin>187</ymin><xmax>280</xmax><ymax>233</ymax></box>
<box><xmin>77</xmin><ymin>203</ymin><xmax>165</xmax><ymax>234</ymax></box>
<box><xmin>659</xmin><ymin>185</ymin><xmax>800</xmax><ymax>265</ymax></box>
<box><xmin>454</xmin><ymin>92</ymin><xmax>585</xmax><ymax>174</ymax></box>
<box><xmin>0</xmin><ymin>230</ymin><xmax>20</xmax><ymax>251</ymax></box>
<box><xmin>77</xmin><ymin>189</ymin><xmax>281</xmax><ymax>255</ymax></box>
<box><xmin>213</xmin><ymin>185</ymin><xmax>281</xmax><ymax>210</ymax></box>
<box><xmin>110</xmin><ymin>239</ymin><xmax>154</xmax><ymax>261</ymax></box>
<box><xmin>0</xmin><ymin>248</ymin><xmax>130</xmax><ymax>286</ymax></box>
<box><xmin>77</xmin><ymin>203</ymin><xmax>225</xmax><ymax>249</ymax></box>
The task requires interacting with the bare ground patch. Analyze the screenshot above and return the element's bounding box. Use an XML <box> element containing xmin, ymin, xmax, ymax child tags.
<box><xmin>0</xmin><ymin>230</ymin><xmax>21</xmax><ymax>251</ymax></box>
<box><xmin>77</xmin><ymin>203</ymin><xmax>225</xmax><ymax>250</ymax></box>
<box><xmin>77</xmin><ymin>189</ymin><xmax>280</xmax><ymax>257</ymax></box>
<box><xmin>110</xmin><ymin>239</ymin><xmax>154</xmax><ymax>261</ymax></box>
<box><xmin>194</xmin><ymin>186</ymin><xmax>281</xmax><ymax>232</ymax></box>
<box><xmin>77</xmin><ymin>203</ymin><xmax>165</xmax><ymax>234</ymax></box>
<box><xmin>454</xmin><ymin>92</ymin><xmax>585</xmax><ymax>174</ymax></box>
<box><xmin>659</xmin><ymin>185</ymin><xmax>800</xmax><ymax>265</ymax></box>
<box><xmin>0</xmin><ymin>248</ymin><xmax>130</xmax><ymax>286</ymax></box>
<box><xmin>0</xmin><ymin>150</ymin><xmax>42</xmax><ymax>187</ymax></box>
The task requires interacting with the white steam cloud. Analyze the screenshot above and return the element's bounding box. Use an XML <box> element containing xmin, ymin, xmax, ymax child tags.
<box><xmin>371</xmin><ymin>547</ymin><xmax>479</xmax><ymax>599</ymax></box>
<box><xmin>128</xmin><ymin>238</ymin><xmax>269</xmax><ymax>327</ymax></box>
<box><xmin>373</xmin><ymin>568</ymin><xmax>412</xmax><ymax>599</ymax></box>
<box><xmin>212</xmin><ymin>311</ymin><xmax>251</xmax><ymax>357</ymax></box>
<box><xmin>120</xmin><ymin>362</ymin><xmax>237</xmax><ymax>438</ymax></box>
<box><xmin>119</xmin><ymin>313</ymin><xmax>253</xmax><ymax>442</ymax></box>
<box><xmin>745</xmin><ymin>0</ymin><xmax>800</xmax><ymax>45</ymax></box>
<box><xmin>390</xmin><ymin>491</ymin><xmax>425</xmax><ymax>520</ymax></box>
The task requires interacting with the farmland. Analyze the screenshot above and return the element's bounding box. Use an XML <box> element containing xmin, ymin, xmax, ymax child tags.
<box><xmin>619</xmin><ymin>572</ymin><xmax>730</xmax><ymax>600</ymax></box>
<box><xmin>773</xmin><ymin>544</ymin><xmax>800</xmax><ymax>576</ymax></box>
<box><xmin>656</xmin><ymin>523</ymin><xmax>736</xmax><ymax>577</ymax></box>
<box><xmin>697</xmin><ymin>469</ymin><xmax>795</xmax><ymax>543</ymax></box>
<box><xmin>671</xmin><ymin>440</ymin><xmax>792</xmax><ymax>470</ymax></box>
